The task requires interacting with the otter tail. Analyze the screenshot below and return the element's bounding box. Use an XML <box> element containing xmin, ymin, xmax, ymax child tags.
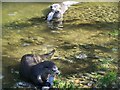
<box><xmin>40</xmin><ymin>49</ymin><xmax>55</xmax><ymax>60</ymax></box>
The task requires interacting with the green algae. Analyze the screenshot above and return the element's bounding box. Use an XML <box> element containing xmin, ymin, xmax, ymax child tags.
<box><xmin>2</xmin><ymin>2</ymin><xmax>118</xmax><ymax>88</ymax></box>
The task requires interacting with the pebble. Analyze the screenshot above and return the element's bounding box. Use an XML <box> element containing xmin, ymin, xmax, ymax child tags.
<box><xmin>84</xmin><ymin>76</ymin><xmax>90</xmax><ymax>80</ymax></box>
<box><xmin>80</xmin><ymin>83</ymin><xmax>84</xmax><ymax>87</ymax></box>
<box><xmin>97</xmin><ymin>71</ymin><xmax>106</xmax><ymax>75</ymax></box>
<box><xmin>22</xmin><ymin>43</ymin><xmax>30</xmax><ymax>47</ymax></box>
<box><xmin>74</xmin><ymin>79</ymin><xmax>80</xmax><ymax>84</ymax></box>
<box><xmin>87</xmin><ymin>81</ymin><xmax>94</xmax><ymax>87</ymax></box>
<box><xmin>51</xmin><ymin>30</ymin><xmax>60</xmax><ymax>34</ymax></box>
<box><xmin>75</xmin><ymin>53</ymin><xmax>87</xmax><ymax>59</ymax></box>
<box><xmin>91</xmin><ymin>72</ymin><xmax>97</xmax><ymax>75</ymax></box>
<box><xmin>118</xmin><ymin>76</ymin><xmax>120</xmax><ymax>80</ymax></box>
<box><xmin>11</xmin><ymin>68</ymin><xmax>14</xmax><ymax>74</ymax></box>
<box><xmin>14</xmin><ymin>81</ymin><xmax>35</xmax><ymax>88</ymax></box>
<box><xmin>80</xmin><ymin>80</ymin><xmax>89</xmax><ymax>85</ymax></box>
<box><xmin>8</xmin><ymin>13</ymin><xmax>16</xmax><ymax>16</ymax></box>
<box><xmin>0</xmin><ymin>74</ymin><xmax>4</xmax><ymax>79</ymax></box>
<box><xmin>42</xmin><ymin>86</ymin><xmax>50</xmax><ymax>90</ymax></box>
<box><xmin>93</xmin><ymin>79</ymin><xmax>98</xmax><ymax>82</ymax></box>
<box><xmin>83</xmin><ymin>85</ymin><xmax>89</xmax><ymax>88</ymax></box>
<box><xmin>14</xmin><ymin>71</ymin><xmax>19</xmax><ymax>74</ymax></box>
<box><xmin>66</xmin><ymin>59</ymin><xmax>73</xmax><ymax>63</ymax></box>
<box><xmin>83</xmin><ymin>73</ymin><xmax>94</xmax><ymax>78</ymax></box>
<box><xmin>83</xmin><ymin>73</ymin><xmax>90</xmax><ymax>76</ymax></box>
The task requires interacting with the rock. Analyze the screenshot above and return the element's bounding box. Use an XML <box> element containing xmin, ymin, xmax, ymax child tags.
<box><xmin>87</xmin><ymin>81</ymin><xmax>94</xmax><ymax>87</ymax></box>
<box><xmin>14</xmin><ymin>71</ymin><xmax>19</xmax><ymax>74</ymax></box>
<box><xmin>78</xmin><ymin>73</ymin><xmax>83</xmax><ymax>77</ymax></box>
<box><xmin>97</xmin><ymin>71</ymin><xmax>106</xmax><ymax>75</ymax></box>
<box><xmin>118</xmin><ymin>76</ymin><xmax>120</xmax><ymax>80</ymax></box>
<box><xmin>79</xmin><ymin>83</ymin><xmax>84</xmax><ymax>87</ymax></box>
<box><xmin>91</xmin><ymin>72</ymin><xmax>97</xmax><ymax>75</ymax></box>
<box><xmin>0</xmin><ymin>74</ymin><xmax>4</xmax><ymax>79</ymax></box>
<box><xmin>74</xmin><ymin>79</ymin><xmax>80</xmax><ymax>84</ymax></box>
<box><xmin>75</xmin><ymin>53</ymin><xmax>87</xmax><ymax>60</ymax></box>
<box><xmin>88</xmin><ymin>54</ymin><xmax>100</xmax><ymax>59</ymax></box>
<box><xmin>66</xmin><ymin>59</ymin><xmax>73</xmax><ymax>63</ymax></box>
<box><xmin>13</xmin><ymin>81</ymin><xmax>35</xmax><ymax>88</ymax></box>
<box><xmin>11</xmin><ymin>68</ymin><xmax>14</xmax><ymax>74</ymax></box>
<box><xmin>83</xmin><ymin>85</ymin><xmax>89</xmax><ymax>88</ymax></box>
<box><xmin>83</xmin><ymin>73</ymin><xmax>90</xmax><ymax>76</ymax></box>
<box><xmin>51</xmin><ymin>30</ymin><xmax>60</xmax><ymax>34</ymax></box>
<box><xmin>22</xmin><ymin>43</ymin><xmax>30</xmax><ymax>47</ymax></box>
<box><xmin>84</xmin><ymin>76</ymin><xmax>90</xmax><ymax>80</ymax></box>
<box><xmin>80</xmin><ymin>75</ymin><xmax>85</xmax><ymax>78</ymax></box>
<box><xmin>42</xmin><ymin>86</ymin><xmax>50</xmax><ymax>90</ymax></box>
<box><xmin>83</xmin><ymin>73</ymin><xmax>94</xmax><ymax>78</ymax></box>
<box><xmin>80</xmin><ymin>80</ymin><xmax>89</xmax><ymax>85</ymax></box>
<box><xmin>93</xmin><ymin>79</ymin><xmax>98</xmax><ymax>82</ymax></box>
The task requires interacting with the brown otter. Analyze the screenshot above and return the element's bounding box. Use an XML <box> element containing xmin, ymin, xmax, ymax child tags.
<box><xmin>19</xmin><ymin>49</ymin><xmax>60</xmax><ymax>89</ymax></box>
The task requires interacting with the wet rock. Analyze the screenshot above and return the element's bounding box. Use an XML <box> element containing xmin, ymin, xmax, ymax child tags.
<box><xmin>112</xmin><ymin>48</ymin><xmax>117</xmax><ymax>52</ymax></box>
<box><xmin>22</xmin><ymin>43</ymin><xmax>30</xmax><ymax>47</ymax></box>
<box><xmin>14</xmin><ymin>71</ymin><xmax>19</xmax><ymax>74</ymax></box>
<box><xmin>83</xmin><ymin>85</ymin><xmax>89</xmax><ymax>88</ymax></box>
<box><xmin>0</xmin><ymin>74</ymin><xmax>4</xmax><ymax>79</ymax></box>
<box><xmin>80</xmin><ymin>83</ymin><xmax>84</xmax><ymax>87</ymax></box>
<box><xmin>91</xmin><ymin>72</ymin><xmax>97</xmax><ymax>75</ymax></box>
<box><xmin>88</xmin><ymin>54</ymin><xmax>100</xmax><ymax>59</ymax></box>
<box><xmin>78</xmin><ymin>73</ymin><xmax>83</xmax><ymax>76</ymax></box>
<box><xmin>92</xmin><ymin>78</ymin><xmax>98</xmax><ymax>83</ymax></box>
<box><xmin>80</xmin><ymin>80</ymin><xmax>89</xmax><ymax>85</ymax></box>
<box><xmin>53</xmin><ymin>56</ymin><xmax>64</xmax><ymax>60</ymax></box>
<box><xmin>79</xmin><ymin>75</ymin><xmax>85</xmax><ymax>78</ymax></box>
<box><xmin>32</xmin><ymin>36</ymin><xmax>44</xmax><ymax>41</ymax></box>
<box><xmin>87</xmin><ymin>81</ymin><xmax>94</xmax><ymax>87</ymax></box>
<box><xmin>66</xmin><ymin>59</ymin><xmax>73</xmax><ymax>63</ymax></box>
<box><xmin>84</xmin><ymin>76</ymin><xmax>90</xmax><ymax>80</ymax></box>
<box><xmin>13</xmin><ymin>81</ymin><xmax>36</xmax><ymax>88</ymax></box>
<box><xmin>84</xmin><ymin>73</ymin><xmax>94</xmax><ymax>79</ymax></box>
<box><xmin>74</xmin><ymin>79</ymin><xmax>80</xmax><ymax>84</ymax></box>
<box><xmin>75</xmin><ymin>53</ymin><xmax>87</xmax><ymax>60</ymax></box>
<box><xmin>83</xmin><ymin>73</ymin><xmax>91</xmax><ymax>76</ymax></box>
<box><xmin>118</xmin><ymin>76</ymin><xmax>120</xmax><ymax>80</ymax></box>
<box><xmin>42</xmin><ymin>86</ymin><xmax>50</xmax><ymax>90</ymax></box>
<box><xmin>97</xmin><ymin>71</ymin><xmax>106</xmax><ymax>75</ymax></box>
<box><xmin>60</xmin><ymin>42</ymin><xmax>78</xmax><ymax>50</ymax></box>
<box><xmin>51</xmin><ymin>30</ymin><xmax>60</xmax><ymax>34</ymax></box>
<box><xmin>11</xmin><ymin>68</ymin><xmax>14</xmax><ymax>74</ymax></box>
<box><xmin>10</xmin><ymin>68</ymin><xmax>19</xmax><ymax>75</ymax></box>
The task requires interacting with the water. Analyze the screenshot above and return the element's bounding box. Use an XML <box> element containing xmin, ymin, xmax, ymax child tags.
<box><xmin>2</xmin><ymin>2</ymin><xmax>118</xmax><ymax>88</ymax></box>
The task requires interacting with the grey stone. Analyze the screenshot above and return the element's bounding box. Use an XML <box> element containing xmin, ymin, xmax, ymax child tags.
<box><xmin>0</xmin><ymin>74</ymin><xmax>4</xmax><ymax>79</ymax></box>
<box><xmin>97</xmin><ymin>71</ymin><xmax>106</xmax><ymax>75</ymax></box>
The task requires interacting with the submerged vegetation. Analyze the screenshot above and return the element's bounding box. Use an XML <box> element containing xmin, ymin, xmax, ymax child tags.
<box><xmin>2</xmin><ymin>2</ymin><xmax>119</xmax><ymax>89</ymax></box>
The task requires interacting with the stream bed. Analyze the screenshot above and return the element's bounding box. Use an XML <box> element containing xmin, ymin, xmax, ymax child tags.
<box><xmin>2</xmin><ymin>2</ymin><xmax>119</xmax><ymax>89</ymax></box>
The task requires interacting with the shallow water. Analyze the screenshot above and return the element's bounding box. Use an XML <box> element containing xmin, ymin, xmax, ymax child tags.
<box><xmin>2</xmin><ymin>2</ymin><xmax>118</xmax><ymax>88</ymax></box>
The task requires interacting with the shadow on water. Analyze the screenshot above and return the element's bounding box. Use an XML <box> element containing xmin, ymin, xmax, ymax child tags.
<box><xmin>3</xmin><ymin>16</ymin><xmax>46</xmax><ymax>30</ymax></box>
<box><xmin>59</xmin><ymin>41</ymin><xmax>113</xmax><ymax>53</ymax></box>
<box><xmin>2</xmin><ymin>56</ymin><xmax>20</xmax><ymax>88</ymax></box>
<box><xmin>64</xmin><ymin>21</ymin><xmax>118</xmax><ymax>31</ymax></box>
<box><xmin>78</xmin><ymin>43</ymin><xmax>113</xmax><ymax>53</ymax></box>
<box><xmin>53</xmin><ymin>56</ymin><xmax>99</xmax><ymax>76</ymax></box>
<box><xmin>3</xmin><ymin>5</ymin><xmax>52</xmax><ymax>31</ymax></box>
<box><xmin>55</xmin><ymin>40</ymin><xmax>117</xmax><ymax>76</ymax></box>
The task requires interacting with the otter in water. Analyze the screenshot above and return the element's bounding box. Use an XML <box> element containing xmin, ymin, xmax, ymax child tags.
<box><xmin>19</xmin><ymin>49</ymin><xmax>60</xmax><ymax>89</ymax></box>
